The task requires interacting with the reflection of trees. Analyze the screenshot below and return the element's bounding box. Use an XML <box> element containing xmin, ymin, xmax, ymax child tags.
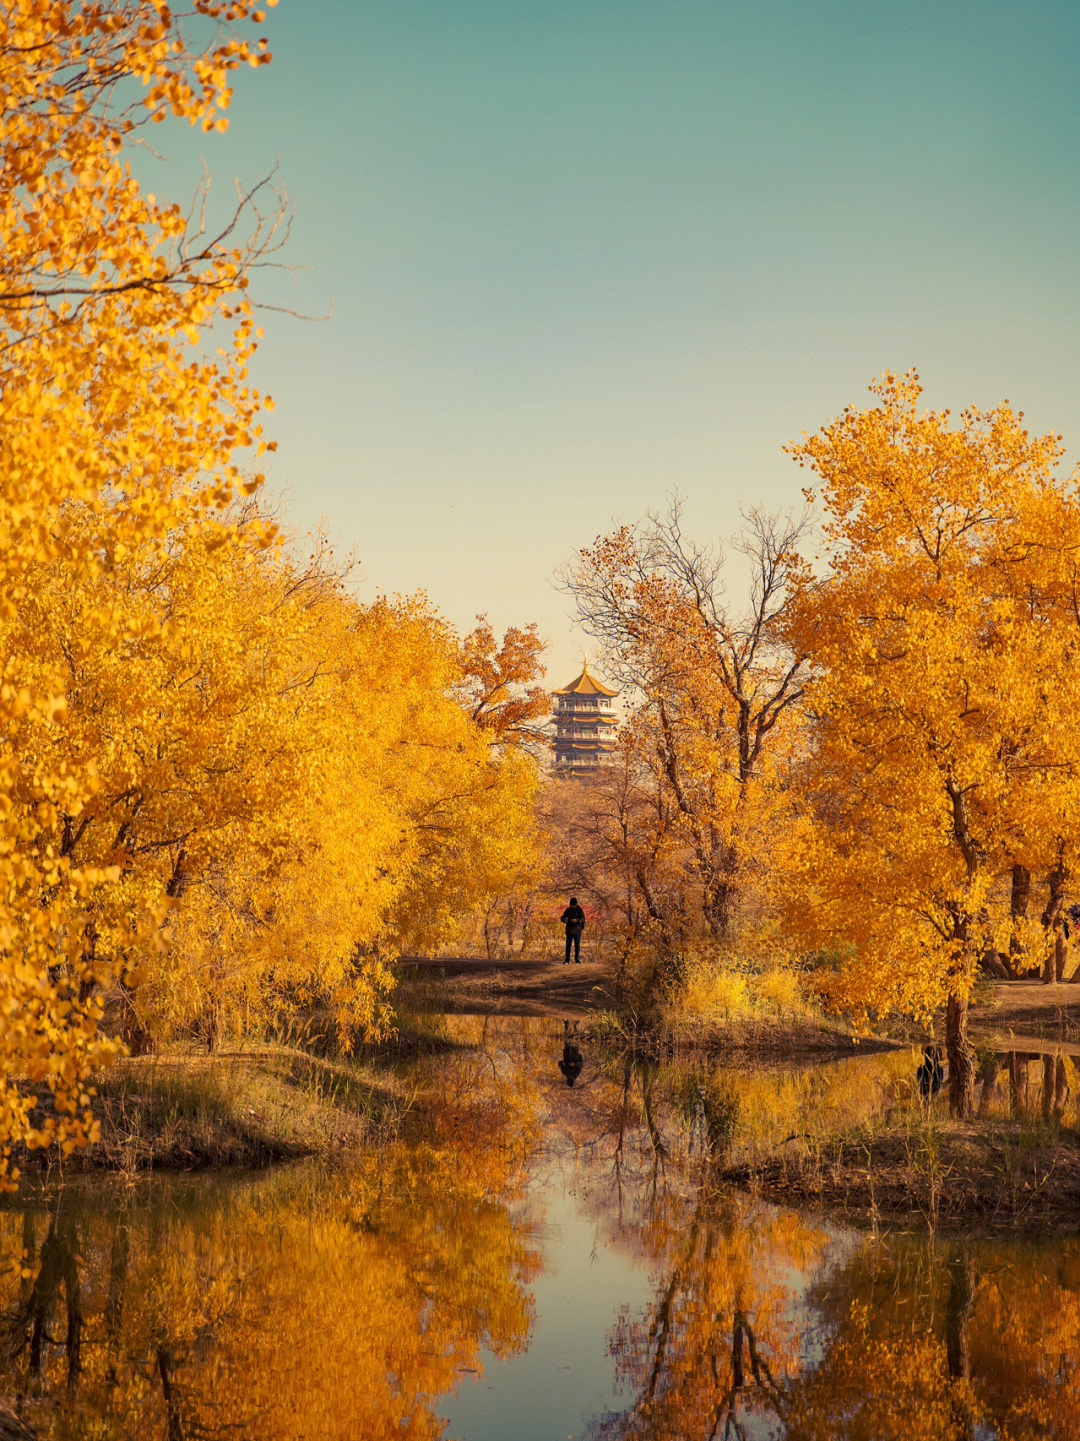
<box><xmin>783</xmin><ymin>1234</ymin><xmax>1080</xmax><ymax>1440</ymax></box>
<box><xmin>586</xmin><ymin>1186</ymin><xmax>827</xmax><ymax>1440</ymax></box>
<box><xmin>0</xmin><ymin>1069</ymin><xmax>541</xmax><ymax>1441</ymax></box>
<box><xmin>586</xmin><ymin>1177</ymin><xmax>1080</xmax><ymax>1441</ymax></box>
<box><xmin>12</xmin><ymin>1018</ymin><xmax>1080</xmax><ymax>1441</ymax></box>
<box><xmin>4</xmin><ymin>1212</ymin><xmax>82</xmax><ymax>1393</ymax></box>
<box><xmin>974</xmin><ymin>1049</ymin><xmax>1076</xmax><ymax>1124</ymax></box>
<box><xmin>567</xmin><ymin>1041</ymin><xmax>1080</xmax><ymax>1441</ymax></box>
<box><xmin>576</xmin><ymin>1104</ymin><xmax>828</xmax><ymax>1441</ymax></box>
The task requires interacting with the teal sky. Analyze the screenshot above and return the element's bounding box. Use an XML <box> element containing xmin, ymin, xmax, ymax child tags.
<box><xmin>147</xmin><ymin>0</ymin><xmax>1080</xmax><ymax>686</ymax></box>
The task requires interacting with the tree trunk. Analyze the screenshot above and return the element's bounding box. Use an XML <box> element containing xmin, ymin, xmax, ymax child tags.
<box><xmin>1007</xmin><ymin>862</ymin><xmax>1032</xmax><ymax>977</ymax></box>
<box><xmin>157</xmin><ymin>1348</ymin><xmax>186</xmax><ymax>1441</ymax></box>
<box><xmin>641</xmin><ymin>1066</ymin><xmax>668</xmax><ymax>1159</ymax></box>
<box><xmin>977</xmin><ymin>908</ymin><xmax>1009</xmax><ymax>978</ymax></box>
<box><xmin>63</xmin><ymin>1250</ymin><xmax>82</xmax><ymax>1394</ymax></box>
<box><xmin>946</xmin><ymin>989</ymin><xmax>975</xmax><ymax>1119</ymax></box>
<box><xmin>482</xmin><ymin>904</ymin><xmax>496</xmax><ymax>960</ymax></box>
<box><xmin>205</xmin><ymin>1000</ymin><xmax>221</xmax><ymax>1055</ymax></box>
<box><xmin>978</xmin><ymin>948</ymin><xmax>1009</xmax><ymax>979</ymax></box>
<box><xmin>1008</xmin><ymin>1052</ymin><xmax>1023</xmax><ymax>1118</ymax></box>
<box><xmin>1009</xmin><ymin>1053</ymin><xmax>1038</xmax><ymax>1118</ymax></box>
<box><xmin>518</xmin><ymin>897</ymin><xmax>534</xmax><ymax>956</ymax></box>
<box><xmin>635</xmin><ymin>867</ymin><xmax>671</xmax><ymax>947</ymax></box>
<box><xmin>945</xmin><ymin>1253</ymin><xmax>974</xmax><ymax>1380</ymax></box>
<box><xmin>731</xmin><ymin>1309</ymin><xmax>745</xmax><ymax>1390</ymax></box>
<box><xmin>1042</xmin><ymin>858</ymin><xmax>1067</xmax><ymax>986</ymax></box>
<box><xmin>119</xmin><ymin>980</ymin><xmax>153</xmax><ymax>1056</ymax></box>
<box><xmin>1055</xmin><ymin>1055</ymin><xmax>1069</xmax><ymax>1118</ymax></box>
<box><xmin>976</xmin><ymin>1054</ymin><xmax>999</xmax><ymax>1118</ymax></box>
<box><xmin>1043</xmin><ymin>933</ymin><xmax>1058</xmax><ymax>985</ymax></box>
<box><xmin>703</xmin><ymin>857</ymin><xmax>738</xmax><ymax>940</ymax></box>
<box><xmin>104</xmin><ymin>1222</ymin><xmax>129</xmax><ymax>1384</ymax></box>
<box><xmin>945</xmin><ymin>1253</ymin><xmax>976</xmax><ymax>1440</ymax></box>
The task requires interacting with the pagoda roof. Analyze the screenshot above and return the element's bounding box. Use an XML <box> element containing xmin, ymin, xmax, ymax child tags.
<box><xmin>553</xmin><ymin>660</ymin><xmax>619</xmax><ymax>697</ymax></box>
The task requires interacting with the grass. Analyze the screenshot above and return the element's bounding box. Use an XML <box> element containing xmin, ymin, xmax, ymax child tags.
<box><xmin>608</xmin><ymin>946</ymin><xmax>895</xmax><ymax>1059</ymax></box>
<box><xmin>17</xmin><ymin>1042</ymin><xmax>412</xmax><ymax>1176</ymax></box>
<box><xmin>723</xmin><ymin>1089</ymin><xmax>1080</xmax><ymax>1227</ymax></box>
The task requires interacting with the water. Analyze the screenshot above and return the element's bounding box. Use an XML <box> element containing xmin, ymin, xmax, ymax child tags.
<box><xmin>2</xmin><ymin>1016</ymin><xmax>1079</xmax><ymax>1439</ymax></box>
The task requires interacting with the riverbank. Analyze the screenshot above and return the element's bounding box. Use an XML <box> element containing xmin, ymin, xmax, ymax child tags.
<box><xmin>396</xmin><ymin>953</ymin><xmax>896</xmax><ymax>1058</ymax></box>
<box><xmin>395</xmin><ymin>953</ymin><xmax>619</xmax><ymax>1017</ymax></box>
<box><xmin>13</xmin><ymin>1047</ymin><xmax>403</xmax><ymax>1177</ymax></box>
<box><xmin>17</xmin><ymin>970</ymin><xmax>1080</xmax><ymax>1195</ymax></box>
<box><xmin>586</xmin><ymin>1008</ymin><xmax>902</xmax><ymax>1060</ymax></box>
<box><xmin>970</xmin><ymin>977</ymin><xmax>1080</xmax><ymax>1043</ymax></box>
<box><xmin>725</xmin><ymin>1115</ymin><xmax>1080</xmax><ymax>1228</ymax></box>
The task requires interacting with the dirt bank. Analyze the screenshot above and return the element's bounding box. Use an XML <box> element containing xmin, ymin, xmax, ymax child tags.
<box><xmin>395</xmin><ymin>962</ymin><xmax>1080</xmax><ymax>1060</ymax></box>
<box><xmin>13</xmin><ymin>1048</ymin><xmax>391</xmax><ymax>1177</ymax></box>
<box><xmin>725</xmin><ymin>1120</ymin><xmax>1080</xmax><ymax>1228</ymax></box>
<box><xmin>971</xmin><ymin>978</ymin><xmax>1080</xmax><ymax>1045</ymax></box>
<box><xmin>395</xmin><ymin>954</ymin><xmax>620</xmax><ymax>1018</ymax></box>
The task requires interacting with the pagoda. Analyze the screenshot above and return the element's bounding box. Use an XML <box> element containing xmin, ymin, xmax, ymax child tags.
<box><xmin>552</xmin><ymin>660</ymin><xmax>619</xmax><ymax>773</ymax></box>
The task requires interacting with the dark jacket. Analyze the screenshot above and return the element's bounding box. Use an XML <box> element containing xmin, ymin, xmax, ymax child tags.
<box><xmin>916</xmin><ymin>1048</ymin><xmax>944</xmax><ymax>1098</ymax></box>
<box><xmin>560</xmin><ymin>903</ymin><xmax>586</xmax><ymax>936</ymax></box>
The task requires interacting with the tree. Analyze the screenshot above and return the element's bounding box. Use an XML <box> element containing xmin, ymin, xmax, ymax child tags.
<box><xmin>562</xmin><ymin>499</ymin><xmax>809</xmax><ymax>944</ymax></box>
<box><xmin>0</xmin><ymin>0</ymin><xmax>547</xmax><ymax>1182</ymax></box>
<box><xmin>457</xmin><ymin>615</ymin><xmax>549</xmax><ymax>750</ymax></box>
<box><xmin>785</xmin><ymin>371</ymin><xmax>1078</xmax><ymax>1116</ymax></box>
<box><xmin>0</xmin><ymin>0</ymin><xmax>281</xmax><ymax>1186</ymax></box>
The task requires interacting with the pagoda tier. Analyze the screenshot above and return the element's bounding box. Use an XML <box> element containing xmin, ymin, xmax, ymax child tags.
<box><xmin>551</xmin><ymin>660</ymin><xmax>619</xmax><ymax>773</ymax></box>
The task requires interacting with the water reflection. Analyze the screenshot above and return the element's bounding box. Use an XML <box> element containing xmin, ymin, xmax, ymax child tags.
<box><xmin>586</xmin><ymin>1189</ymin><xmax>829</xmax><ymax>1441</ymax></box>
<box><xmin>2</xmin><ymin>1019</ymin><xmax>1080</xmax><ymax>1439</ymax></box>
<box><xmin>0</xmin><ymin>1032</ymin><xmax>542</xmax><ymax>1441</ymax></box>
<box><xmin>559</xmin><ymin>1020</ymin><xmax>584</xmax><ymax>1088</ymax></box>
<box><xmin>3</xmin><ymin>1165</ymin><xmax>541</xmax><ymax>1439</ymax></box>
<box><xmin>783</xmin><ymin>1231</ymin><xmax>1080</xmax><ymax>1440</ymax></box>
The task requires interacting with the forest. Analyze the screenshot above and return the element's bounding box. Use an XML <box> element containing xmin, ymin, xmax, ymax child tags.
<box><xmin>5</xmin><ymin>0</ymin><xmax>1080</xmax><ymax>1168</ymax></box>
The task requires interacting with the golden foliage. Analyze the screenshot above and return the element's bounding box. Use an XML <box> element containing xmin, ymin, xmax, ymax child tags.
<box><xmin>786</xmin><ymin>371</ymin><xmax>1080</xmax><ymax>1112</ymax></box>
<box><xmin>0</xmin><ymin>1</ymin><xmax>543</xmax><ymax>1187</ymax></box>
<box><xmin>0</xmin><ymin>0</ymin><xmax>281</xmax><ymax>1185</ymax></box>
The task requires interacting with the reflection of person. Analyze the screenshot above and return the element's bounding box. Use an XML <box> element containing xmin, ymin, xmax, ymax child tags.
<box><xmin>559</xmin><ymin>1021</ymin><xmax>583</xmax><ymax>1088</ymax></box>
<box><xmin>561</xmin><ymin>896</ymin><xmax>586</xmax><ymax>964</ymax></box>
<box><xmin>916</xmin><ymin>1044</ymin><xmax>944</xmax><ymax>1098</ymax></box>
<box><xmin>559</xmin><ymin>1033</ymin><xmax>583</xmax><ymax>1087</ymax></box>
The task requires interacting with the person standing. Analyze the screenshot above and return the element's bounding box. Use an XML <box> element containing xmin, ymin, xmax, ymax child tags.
<box><xmin>561</xmin><ymin>897</ymin><xmax>586</xmax><ymax>964</ymax></box>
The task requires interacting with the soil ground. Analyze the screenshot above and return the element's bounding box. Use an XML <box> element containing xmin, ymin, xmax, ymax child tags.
<box><xmin>398</xmin><ymin>959</ymin><xmax>1080</xmax><ymax>1049</ymax></box>
<box><xmin>970</xmin><ymin>978</ymin><xmax>1080</xmax><ymax>1046</ymax></box>
<box><xmin>395</xmin><ymin>953</ymin><xmax>618</xmax><ymax>1018</ymax></box>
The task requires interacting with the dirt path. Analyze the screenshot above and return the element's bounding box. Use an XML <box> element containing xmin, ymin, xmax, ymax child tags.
<box><xmin>395</xmin><ymin>962</ymin><xmax>1080</xmax><ymax>1048</ymax></box>
<box><xmin>971</xmin><ymin>978</ymin><xmax>1080</xmax><ymax>1047</ymax></box>
<box><xmin>395</xmin><ymin>955</ymin><xmax>619</xmax><ymax>1018</ymax></box>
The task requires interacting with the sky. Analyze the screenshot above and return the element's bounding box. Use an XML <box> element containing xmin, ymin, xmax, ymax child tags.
<box><xmin>144</xmin><ymin>0</ymin><xmax>1080</xmax><ymax>688</ymax></box>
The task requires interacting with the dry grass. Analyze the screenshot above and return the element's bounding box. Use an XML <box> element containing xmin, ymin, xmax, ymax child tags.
<box><xmin>612</xmin><ymin>947</ymin><xmax>886</xmax><ymax>1058</ymax></box>
<box><xmin>659</xmin><ymin>950</ymin><xmax>817</xmax><ymax>1027</ymax></box>
<box><xmin>16</xmin><ymin>1045</ymin><xmax>409</xmax><ymax>1176</ymax></box>
<box><xmin>725</xmin><ymin>1101</ymin><xmax>1080</xmax><ymax>1227</ymax></box>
